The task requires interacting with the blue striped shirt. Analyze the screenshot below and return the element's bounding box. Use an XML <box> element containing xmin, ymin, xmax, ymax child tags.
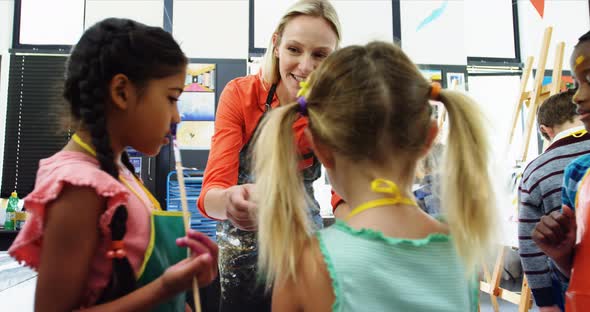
<box><xmin>562</xmin><ymin>154</ymin><xmax>590</xmax><ymax>210</ymax></box>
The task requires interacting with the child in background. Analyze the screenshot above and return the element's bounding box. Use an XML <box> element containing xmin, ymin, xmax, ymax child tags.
<box><xmin>414</xmin><ymin>143</ymin><xmax>443</xmax><ymax>216</ymax></box>
<box><xmin>518</xmin><ymin>89</ymin><xmax>586</xmax><ymax>312</ymax></box>
<box><xmin>253</xmin><ymin>41</ymin><xmax>497</xmax><ymax>311</ymax></box>
<box><xmin>8</xmin><ymin>18</ymin><xmax>217</xmax><ymax>311</ymax></box>
<box><xmin>533</xmin><ymin>30</ymin><xmax>590</xmax><ymax>311</ymax></box>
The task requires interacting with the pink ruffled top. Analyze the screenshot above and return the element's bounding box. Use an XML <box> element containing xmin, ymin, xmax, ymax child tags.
<box><xmin>8</xmin><ymin>151</ymin><xmax>154</xmax><ymax>306</ymax></box>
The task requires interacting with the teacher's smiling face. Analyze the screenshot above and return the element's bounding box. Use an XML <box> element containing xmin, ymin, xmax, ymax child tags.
<box><xmin>273</xmin><ymin>15</ymin><xmax>338</xmax><ymax>102</ymax></box>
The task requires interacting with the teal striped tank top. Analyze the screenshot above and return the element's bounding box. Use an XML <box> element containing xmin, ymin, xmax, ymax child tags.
<box><xmin>317</xmin><ymin>220</ymin><xmax>478</xmax><ymax>311</ymax></box>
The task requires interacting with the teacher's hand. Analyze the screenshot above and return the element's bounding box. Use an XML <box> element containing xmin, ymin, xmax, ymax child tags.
<box><xmin>225</xmin><ymin>184</ymin><xmax>257</xmax><ymax>231</ymax></box>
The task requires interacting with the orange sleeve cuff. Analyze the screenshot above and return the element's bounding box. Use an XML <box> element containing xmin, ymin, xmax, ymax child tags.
<box><xmin>197</xmin><ymin>185</ymin><xmax>225</xmax><ymax>221</ymax></box>
<box><xmin>331</xmin><ymin>190</ymin><xmax>344</xmax><ymax>212</ymax></box>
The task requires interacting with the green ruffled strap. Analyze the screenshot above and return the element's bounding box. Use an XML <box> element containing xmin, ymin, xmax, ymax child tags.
<box><xmin>317</xmin><ymin>232</ymin><xmax>342</xmax><ymax>312</ymax></box>
<box><xmin>470</xmin><ymin>272</ymin><xmax>480</xmax><ymax>312</ymax></box>
<box><xmin>333</xmin><ymin>219</ymin><xmax>451</xmax><ymax>246</ymax></box>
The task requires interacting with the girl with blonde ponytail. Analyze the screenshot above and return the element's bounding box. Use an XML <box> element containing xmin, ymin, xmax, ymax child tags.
<box><xmin>253</xmin><ymin>41</ymin><xmax>498</xmax><ymax>311</ymax></box>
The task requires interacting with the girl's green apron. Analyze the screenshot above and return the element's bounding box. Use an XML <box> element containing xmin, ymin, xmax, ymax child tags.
<box><xmin>116</xmin><ymin>168</ymin><xmax>188</xmax><ymax>312</ymax></box>
<box><xmin>73</xmin><ymin>133</ymin><xmax>188</xmax><ymax>311</ymax></box>
<box><xmin>135</xmin><ymin>209</ymin><xmax>187</xmax><ymax>312</ymax></box>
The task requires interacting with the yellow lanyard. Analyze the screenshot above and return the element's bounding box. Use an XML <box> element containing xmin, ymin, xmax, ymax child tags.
<box><xmin>346</xmin><ymin>178</ymin><xmax>417</xmax><ymax>220</ymax></box>
<box><xmin>571</xmin><ymin>129</ymin><xmax>587</xmax><ymax>138</ymax></box>
<box><xmin>72</xmin><ymin>133</ymin><xmax>161</xmax><ymax>211</ymax></box>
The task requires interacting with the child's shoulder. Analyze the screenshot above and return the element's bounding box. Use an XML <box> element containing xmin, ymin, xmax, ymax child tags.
<box><xmin>276</xmin><ymin>237</ymin><xmax>334</xmax><ymax>312</ymax></box>
<box><xmin>26</xmin><ymin>151</ymin><xmax>127</xmax><ymax>206</ymax></box>
<box><xmin>9</xmin><ymin>151</ymin><xmax>131</xmax><ymax>270</ymax></box>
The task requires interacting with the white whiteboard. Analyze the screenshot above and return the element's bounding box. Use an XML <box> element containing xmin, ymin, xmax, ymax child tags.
<box><xmin>468</xmin><ymin>74</ymin><xmax>542</xmax><ymax>244</ymax></box>
<box><xmin>464</xmin><ymin>0</ymin><xmax>515</xmax><ymax>59</ymax></box>
<box><xmin>173</xmin><ymin>0</ymin><xmax>249</xmax><ymax>59</ymax></box>
<box><xmin>85</xmin><ymin>0</ymin><xmax>164</xmax><ymax>29</ymax></box>
<box><xmin>400</xmin><ymin>0</ymin><xmax>466</xmax><ymax>65</ymax></box>
<box><xmin>0</xmin><ymin>1</ymin><xmax>15</xmax><ymax>193</ymax></box>
<box><xmin>467</xmin><ymin>75</ymin><xmax>540</xmax><ymax>163</ymax></box>
<box><xmin>253</xmin><ymin>0</ymin><xmax>293</xmax><ymax>50</ymax></box>
<box><xmin>253</xmin><ymin>0</ymin><xmax>393</xmax><ymax>51</ymax></box>
<box><xmin>19</xmin><ymin>0</ymin><xmax>84</xmax><ymax>45</ymax></box>
<box><xmin>518</xmin><ymin>0</ymin><xmax>590</xmax><ymax>71</ymax></box>
<box><xmin>331</xmin><ymin>1</ymin><xmax>393</xmax><ymax>47</ymax></box>
<box><xmin>0</xmin><ymin>0</ymin><xmax>14</xmax><ymax>52</ymax></box>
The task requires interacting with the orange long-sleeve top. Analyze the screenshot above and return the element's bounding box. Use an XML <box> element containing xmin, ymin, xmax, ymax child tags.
<box><xmin>197</xmin><ymin>73</ymin><xmax>342</xmax><ymax>219</ymax></box>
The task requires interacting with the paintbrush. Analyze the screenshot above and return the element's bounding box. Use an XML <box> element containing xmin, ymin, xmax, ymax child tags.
<box><xmin>170</xmin><ymin>123</ymin><xmax>202</xmax><ymax>312</ymax></box>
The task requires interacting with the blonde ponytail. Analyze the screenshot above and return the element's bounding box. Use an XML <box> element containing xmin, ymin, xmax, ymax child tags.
<box><xmin>253</xmin><ymin>103</ymin><xmax>312</xmax><ymax>285</ymax></box>
<box><xmin>439</xmin><ymin>90</ymin><xmax>498</xmax><ymax>271</ymax></box>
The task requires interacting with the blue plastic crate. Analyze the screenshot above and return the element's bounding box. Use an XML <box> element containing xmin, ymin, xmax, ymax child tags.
<box><xmin>166</xmin><ymin>170</ymin><xmax>217</xmax><ymax>241</ymax></box>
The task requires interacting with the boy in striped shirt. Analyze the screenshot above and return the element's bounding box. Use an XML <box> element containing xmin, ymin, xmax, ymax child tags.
<box><xmin>518</xmin><ymin>89</ymin><xmax>588</xmax><ymax>311</ymax></box>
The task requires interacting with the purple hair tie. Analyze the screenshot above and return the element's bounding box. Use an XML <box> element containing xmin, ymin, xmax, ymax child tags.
<box><xmin>297</xmin><ymin>96</ymin><xmax>308</xmax><ymax>116</ymax></box>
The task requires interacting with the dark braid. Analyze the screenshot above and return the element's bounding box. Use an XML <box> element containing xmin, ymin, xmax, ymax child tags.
<box><xmin>98</xmin><ymin>206</ymin><xmax>136</xmax><ymax>302</ymax></box>
<box><xmin>121</xmin><ymin>151</ymin><xmax>138</xmax><ymax>179</ymax></box>
<box><xmin>79</xmin><ymin>59</ymin><xmax>119</xmax><ymax>177</ymax></box>
<box><xmin>63</xmin><ymin>18</ymin><xmax>187</xmax><ymax>302</ymax></box>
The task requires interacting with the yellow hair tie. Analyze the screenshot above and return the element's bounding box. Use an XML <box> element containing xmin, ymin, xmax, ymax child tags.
<box><xmin>297</xmin><ymin>80</ymin><xmax>310</xmax><ymax>98</ymax></box>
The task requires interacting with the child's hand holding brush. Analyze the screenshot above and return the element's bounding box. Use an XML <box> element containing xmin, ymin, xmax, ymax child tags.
<box><xmin>168</xmin><ymin>123</ymin><xmax>217</xmax><ymax>312</ymax></box>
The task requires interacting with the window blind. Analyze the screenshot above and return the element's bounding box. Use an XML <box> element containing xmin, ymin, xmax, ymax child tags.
<box><xmin>1</xmin><ymin>54</ymin><xmax>70</xmax><ymax>198</ymax></box>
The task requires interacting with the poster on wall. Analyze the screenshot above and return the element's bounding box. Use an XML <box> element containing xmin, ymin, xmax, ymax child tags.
<box><xmin>176</xmin><ymin>121</ymin><xmax>215</xmax><ymax>150</ymax></box>
<box><xmin>181</xmin><ymin>64</ymin><xmax>216</xmax><ymax>113</ymax></box>
<box><xmin>419</xmin><ymin>69</ymin><xmax>443</xmax><ymax>119</ymax></box>
<box><xmin>542</xmin><ymin>75</ymin><xmax>575</xmax><ymax>91</ymax></box>
<box><xmin>446</xmin><ymin>72</ymin><xmax>466</xmax><ymax>91</ymax></box>
<box><xmin>400</xmin><ymin>0</ymin><xmax>466</xmax><ymax>65</ymax></box>
<box><xmin>177</xmin><ymin>63</ymin><xmax>216</xmax><ymax>149</ymax></box>
<box><xmin>178</xmin><ymin>92</ymin><xmax>215</xmax><ymax>121</ymax></box>
<box><xmin>419</xmin><ymin>69</ymin><xmax>442</xmax><ymax>84</ymax></box>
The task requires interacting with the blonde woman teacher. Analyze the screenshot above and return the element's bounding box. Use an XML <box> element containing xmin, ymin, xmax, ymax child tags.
<box><xmin>197</xmin><ymin>0</ymin><xmax>343</xmax><ymax>310</ymax></box>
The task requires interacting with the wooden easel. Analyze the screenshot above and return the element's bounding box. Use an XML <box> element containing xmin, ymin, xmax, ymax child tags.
<box><xmin>479</xmin><ymin>26</ymin><xmax>566</xmax><ymax>312</ymax></box>
<box><xmin>506</xmin><ymin>26</ymin><xmax>566</xmax><ymax>162</ymax></box>
<box><xmin>480</xmin><ymin>246</ymin><xmax>533</xmax><ymax>312</ymax></box>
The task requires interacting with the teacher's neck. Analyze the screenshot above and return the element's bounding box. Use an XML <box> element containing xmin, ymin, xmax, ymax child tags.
<box><xmin>275</xmin><ymin>81</ymin><xmax>296</xmax><ymax>106</ymax></box>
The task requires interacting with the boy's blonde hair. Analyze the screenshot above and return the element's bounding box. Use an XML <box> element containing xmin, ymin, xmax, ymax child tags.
<box><xmin>254</xmin><ymin>41</ymin><xmax>497</xmax><ymax>284</ymax></box>
<box><xmin>261</xmin><ymin>0</ymin><xmax>341</xmax><ymax>86</ymax></box>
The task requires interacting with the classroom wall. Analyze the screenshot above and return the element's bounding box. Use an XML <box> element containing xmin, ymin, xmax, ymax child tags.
<box><xmin>85</xmin><ymin>0</ymin><xmax>165</xmax><ymax>29</ymax></box>
<box><xmin>401</xmin><ymin>0</ymin><xmax>467</xmax><ymax>65</ymax></box>
<box><xmin>1</xmin><ymin>0</ymin><xmax>589</xmax><ymax>194</ymax></box>
<box><xmin>19</xmin><ymin>0</ymin><xmax>84</xmax><ymax>45</ymax></box>
<box><xmin>253</xmin><ymin>0</ymin><xmax>394</xmax><ymax>50</ymax></box>
<box><xmin>0</xmin><ymin>0</ymin><xmax>15</xmax><ymax>190</ymax></box>
<box><xmin>173</xmin><ymin>0</ymin><xmax>249</xmax><ymax>59</ymax></box>
<box><xmin>518</xmin><ymin>0</ymin><xmax>590</xmax><ymax>71</ymax></box>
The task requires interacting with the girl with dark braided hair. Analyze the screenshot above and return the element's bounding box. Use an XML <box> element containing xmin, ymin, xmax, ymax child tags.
<box><xmin>8</xmin><ymin>18</ymin><xmax>218</xmax><ymax>311</ymax></box>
